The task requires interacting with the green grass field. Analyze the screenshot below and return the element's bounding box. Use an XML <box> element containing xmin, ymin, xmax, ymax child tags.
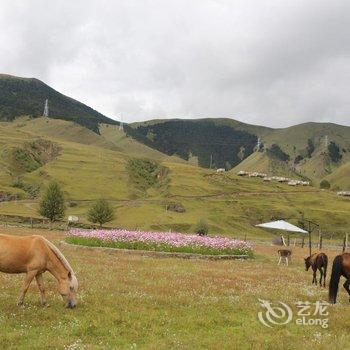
<box><xmin>1</xmin><ymin>226</ymin><xmax>350</xmax><ymax>349</ymax></box>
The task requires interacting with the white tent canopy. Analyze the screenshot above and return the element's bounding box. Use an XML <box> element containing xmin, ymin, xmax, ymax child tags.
<box><xmin>255</xmin><ymin>220</ymin><xmax>308</xmax><ymax>233</ymax></box>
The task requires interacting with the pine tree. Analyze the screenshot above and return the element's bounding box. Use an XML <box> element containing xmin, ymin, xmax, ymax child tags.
<box><xmin>39</xmin><ymin>181</ymin><xmax>66</xmax><ymax>222</ymax></box>
<box><xmin>88</xmin><ymin>199</ymin><xmax>115</xmax><ymax>227</ymax></box>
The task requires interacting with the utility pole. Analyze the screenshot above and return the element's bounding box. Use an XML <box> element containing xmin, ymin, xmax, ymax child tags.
<box><xmin>43</xmin><ymin>99</ymin><xmax>49</xmax><ymax>117</ymax></box>
<box><xmin>324</xmin><ymin>135</ymin><xmax>328</xmax><ymax>152</ymax></box>
<box><xmin>256</xmin><ymin>137</ymin><xmax>261</xmax><ymax>151</ymax></box>
<box><xmin>119</xmin><ymin>114</ymin><xmax>124</xmax><ymax>131</ymax></box>
<box><xmin>209</xmin><ymin>154</ymin><xmax>213</xmax><ymax>169</ymax></box>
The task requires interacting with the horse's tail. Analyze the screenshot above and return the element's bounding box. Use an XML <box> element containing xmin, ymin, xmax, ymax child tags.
<box><xmin>329</xmin><ymin>255</ymin><xmax>342</xmax><ymax>304</ymax></box>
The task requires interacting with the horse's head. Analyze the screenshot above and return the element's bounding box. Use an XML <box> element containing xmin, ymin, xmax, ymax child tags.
<box><xmin>304</xmin><ymin>257</ymin><xmax>311</xmax><ymax>271</ymax></box>
<box><xmin>58</xmin><ymin>271</ymin><xmax>79</xmax><ymax>308</ymax></box>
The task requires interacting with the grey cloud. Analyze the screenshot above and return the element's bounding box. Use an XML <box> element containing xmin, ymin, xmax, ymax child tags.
<box><xmin>0</xmin><ymin>0</ymin><xmax>349</xmax><ymax>127</ymax></box>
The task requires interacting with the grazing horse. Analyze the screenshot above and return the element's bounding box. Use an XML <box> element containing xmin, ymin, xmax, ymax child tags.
<box><xmin>0</xmin><ymin>234</ymin><xmax>78</xmax><ymax>308</ymax></box>
<box><xmin>304</xmin><ymin>253</ymin><xmax>328</xmax><ymax>287</ymax></box>
<box><xmin>329</xmin><ymin>253</ymin><xmax>350</xmax><ymax>304</ymax></box>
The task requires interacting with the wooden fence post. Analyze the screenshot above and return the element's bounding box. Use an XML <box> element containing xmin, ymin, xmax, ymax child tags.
<box><xmin>346</xmin><ymin>233</ymin><xmax>348</xmax><ymax>251</ymax></box>
<box><xmin>343</xmin><ymin>235</ymin><xmax>346</xmax><ymax>253</ymax></box>
<box><xmin>319</xmin><ymin>231</ymin><xmax>322</xmax><ymax>250</ymax></box>
<box><xmin>308</xmin><ymin>231</ymin><xmax>312</xmax><ymax>257</ymax></box>
<box><xmin>301</xmin><ymin>236</ymin><xmax>305</xmax><ymax>248</ymax></box>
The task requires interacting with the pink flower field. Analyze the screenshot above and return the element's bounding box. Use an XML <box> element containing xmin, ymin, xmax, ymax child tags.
<box><xmin>67</xmin><ymin>229</ymin><xmax>253</xmax><ymax>256</ymax></box>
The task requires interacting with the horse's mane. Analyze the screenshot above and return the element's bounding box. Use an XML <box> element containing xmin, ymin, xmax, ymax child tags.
<box><xmin>43</xmin><ymin>237</ymin><xmax>75</xmax><ymax>276</ymax></box>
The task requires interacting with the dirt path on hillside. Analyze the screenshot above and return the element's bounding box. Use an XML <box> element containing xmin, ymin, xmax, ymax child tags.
<box><xmin>67</xmin><ymin>189</ymin><xmax>321</xmax><ymax>202</ymax></box>
<box><xmin>169</xmin><ymin>189</ymin><xmax>321</xmax><ymax>199</ymax></box>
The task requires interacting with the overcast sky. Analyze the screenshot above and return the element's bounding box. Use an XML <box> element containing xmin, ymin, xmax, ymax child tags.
<box><xmin>1</xmin><ymin>1</ymin><xmax>350</xmax><ymax>127</ymax></box>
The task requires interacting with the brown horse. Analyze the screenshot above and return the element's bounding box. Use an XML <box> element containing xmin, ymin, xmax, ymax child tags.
<box><xmin>304</xmin><ymin>253</ymin><xmax>328</xmax><ymax>287</ymax></box>
<box><xmin>329</xmin><ymin>253</ymin><xmax>350</xmax><ymax>304</ymax></box>
<box><xmin>0</xmin><ymin>234</ymin><xmax>78</xmax><ymax>308</ymax></box>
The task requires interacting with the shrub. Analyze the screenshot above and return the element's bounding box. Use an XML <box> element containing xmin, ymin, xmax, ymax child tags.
<box><xmin>320</xmin><ymin>180</ymin><xmax>331</xmax><ymax>189</ymax></box>
<box><xmin>193</xmin><ymin>219</ymin><xmax>209</xmax><ymax>236</ymax></box>
<box><xmin>306</xmin><ymin>138</ymin><xmax>315</xmax><ymax>158</ymax></box>
<box><xmin>126</xmin><ymin>158</ymin><xmax>169</xmax><ymax>196</ymax></box>
<box><xmin>267</xmin><ymin>144</ymin><xmax>290</xmax><ymax>162</ymax></box>
<box><xmin>166</xmin><ymin>202</ymin><xmax>186</xmax><ymax>213</ymax></box>
<box><xmin>88</xmin><ymin>199</ymin><xmax>115</xmax><ymax>227</ymax></box>
<box><xmin>328</xmin><ymin>142</ymin><xmax>342</xmax><ymax>162</ymax></box>
<box><xmin>294</xmin><ymin>155</ymin><xmax>304</xmax><ymax>165</ymax></box>
<box><xmin>38</xmin><ymin>181</ymin><xmax>66</xmax><ymax>222</ymax></box>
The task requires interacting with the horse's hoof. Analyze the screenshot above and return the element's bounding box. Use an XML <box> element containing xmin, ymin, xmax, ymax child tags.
<box><xmin>17</xmin><ymin>301</ymin><xmax>24</xmax><ymax>308</ymax></box>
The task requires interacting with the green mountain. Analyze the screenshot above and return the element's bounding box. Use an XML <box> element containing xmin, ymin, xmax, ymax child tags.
<box><xmin>0</xmin><ymin>74</ymin><xmax>117</xmax><ymax>133</ymax></box>
<box><xmin>125</xmin><ymin>119</ymin><xmax>259</xmax><ymax>169</ymax></box>
<box><xmin>128</xmin><ymin>118</ymin><xmax>350</xmax><ymax>189</ymax></box>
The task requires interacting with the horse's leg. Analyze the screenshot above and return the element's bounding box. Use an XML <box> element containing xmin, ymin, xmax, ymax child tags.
<box><xmin>17</xmin><ymin>270</ymin><xmax>37</xmax><ymax>306</ymax></box>
<box><xmin>286</xmin><ymin>257</ymin><xmax>289</xmax><ymax>266</ymax></box>
<box><xmin>35</xmin><ymin>273</ymin><xmax>47</xmax><ymax>306</ymax></box>
<box><xmin>312</xmin><ymin>268</ymin><xmax>317</xmax><ymax>285</ymax></box>
<box><xmin>343</xmin><ymin>279</ymin><xmax>350</xmax><ymax>302</ymax></box>
<box><xmin>277</xmin><ymin>256</ymin><xmax>281</xmax><ymax>265</ymax></box>
<box><xmin>319</xmin><ymin>267</ymin><xmax>323</xmax><ymax>287</ymax></box>
<box><xmin>323</xmin><ymin>266</ymin><xmax>327</xmax><ymax>287</ymax></box>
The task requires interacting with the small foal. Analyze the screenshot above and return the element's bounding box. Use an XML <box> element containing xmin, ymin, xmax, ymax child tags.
<box><xmin>277</xmin><ymin>249</ymin><xmax>292</xmax><ymax>266</ymax></box>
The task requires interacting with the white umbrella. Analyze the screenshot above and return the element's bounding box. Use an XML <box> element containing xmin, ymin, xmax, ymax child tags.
<box><xmin>255</xmin><ymin>220</ymin><xmax>308</xmax><ymax>233</ymax></box>
<box><xmin>256</xmin><ymin>219</ymin><xmax>309</xmax><ymax>249</ymax></box>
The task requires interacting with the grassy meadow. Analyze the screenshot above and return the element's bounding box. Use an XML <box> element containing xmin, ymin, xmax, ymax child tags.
<box><xmin>0</xmin><ymin>226</ymin><xmax>350</xmax><ymax>349</ymax></box>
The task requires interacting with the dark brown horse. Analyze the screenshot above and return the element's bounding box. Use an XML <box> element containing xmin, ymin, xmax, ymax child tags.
<box><xmin>329</xmin><ymin>253</ymin><xmax>350</xmax><ymax>304</ymax></box>
<box><xmin>304</xmin><ymin>253</ymin><xmax>328</xmax><ymax>287</ymax></box>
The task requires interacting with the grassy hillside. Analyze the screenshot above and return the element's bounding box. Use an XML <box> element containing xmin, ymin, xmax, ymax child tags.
<box><xmin>0</xmin><ymin>74</ymin><xmax>117</xmax><ymax>132</ymax></box>
<box><xmin>324</xmin><ymin>162</ymin><xmax>350</xmax><ymax>190</ymax></box>
<box><xmin>0</xmin><ymin>118</ymin><xmax>349</xmax><ymax>239</ymax></box>
<box><xmin>99</xmin><ymin>123</ymin><xmax>183</xmax><ymax>162</ymax></box>
<box><xmin>231</xmin><ymin>151</ymin><xmax>299</xmax><ymax>178</ymax></box>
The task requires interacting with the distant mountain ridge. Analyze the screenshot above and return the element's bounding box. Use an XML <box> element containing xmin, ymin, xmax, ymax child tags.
<box><xmin>127</xmin><ymin>118</ymin><xmax>350</xmax><ymax>188</ymax></box>
<box><xmin>1</xmin><ymin>73</ymin><xmax>349</xmax><ymax>189</ymax></box>
<box><xmin>0</xmin><ymin>74</ymin><xmax>117</xmax><ymax>133</ymax></box>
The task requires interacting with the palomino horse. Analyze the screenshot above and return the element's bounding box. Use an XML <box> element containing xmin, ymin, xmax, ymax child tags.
<box><xmin>304</xmin><ymin>252</ymin><xmax>328</xmax><ymax>287</ymax></box>
<box><xmin>329</xmin><ymin>253</ymin><xmax>350</xmax><ymax>304</ymax></box>
<box><xmin>0</xmin><ymin>234</ymin><xmax>78</xmax><ymax>308</ymax></box>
